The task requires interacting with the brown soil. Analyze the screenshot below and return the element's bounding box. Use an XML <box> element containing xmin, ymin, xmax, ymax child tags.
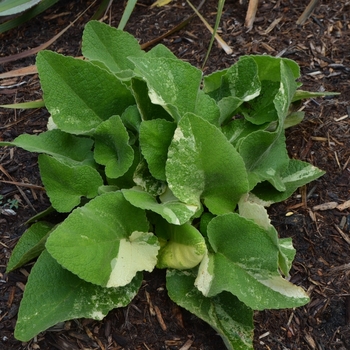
<box><xmin>0</xmin><ymin>0</ymin><xmax>349</xmax><ymax>349</ymax></box>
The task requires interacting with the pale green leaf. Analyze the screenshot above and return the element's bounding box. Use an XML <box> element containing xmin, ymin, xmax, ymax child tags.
<box><xmin>7</xmin><ymin>222</ymin><xmax>54</xmax><ymax>272</ymax></box>
<box><xmin>155</xmin><ymin>219</ymin><xmax>206</xmax><ymax>269</ymax></box>
<box><xmin>15</xmin><ymin>250</ymin><xmax>142</xmax><ymax>342</ymax></box>
<box><xmin>38</xmin><ymin>154</ymin><xmax>103</xmax><ymax>212</ymax></box>
<box><xmin>93</xmin><ymin>115</ymin><xmax>134</xmax><ymax>179</ymax></box>
<box><xmin>292</xmin><ymin>90</ymin><xmax>340</xmax><ymax>102</ymax></box>
<box><xmin>166</xmin><ymin>113</ymin><xmax>248</xmax><ymax>214</ymax></box>
<box><xmin>0</xmin><ymin>0</ymin><xmax>40</xmax><ymax>16</ymax></box>
<box><xmin>195</xmin><ymin>213</ymin><xmax>309</xmax><ymax>310</ymax></box>
<box><xmin>45</xmin><ymin>192</ymin><xmax>158</xmax><ymax>288</ymax></box>
<box><xmin>36</xmin><ymin>50</ymin><xmax>134</xmax><ymax>134</ymax></box>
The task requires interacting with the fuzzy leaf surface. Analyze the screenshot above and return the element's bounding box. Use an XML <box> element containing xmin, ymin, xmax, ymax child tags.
<box><xmin>46</xmin><ymin>192</ymin><xmax>159</xmax><ymax>287</ymax></box>
<box><xmin>122</xmin><ymin>187</ymin><xmax>197</xmax><ymax>225</ymax></box>
<box><xmin>195</xmin><ymin>213</ymin><xmax>310</xmax><ymax>310</ymax></box>
<box><xmin>130</xmin><ymin>56</ymin><xmax>202</xmax><ymax>121</ymax></box>
<box><xmin>139</xmin><ymin>119</ymin><xmax>176</xmax><ymax>181</ymax></box>
<box><xmin>82</xmin><ymin>20</ymin><xmax>144</xmax><ymax>75</ymax></box>
<box><xmin>93</xmin><ymin>115</ymin><xmax>134</xmax><ymax>179</ymax></box>
<box><xmin>36</xmin><ymin>50</ymin><xmax>134</xmax><ymax>134</ymax></box>
<box><xmin>15</xmin><ymin>250</ymin><xmax>142</xmax><ymax>342</ymax></box>
<box><xmin>166</xmin><ymin>113</ymin><xmax>248</xmax><ymax>214</ymax></box>
<box><xmin>7</xmin><ymin>222</ymin><xmax>54</xmax><ymax>272</ymax></box>
<box><xmin>38</xmin><ymin>154</ymin><xmax>103</xmax><ymax>212</ymax></box>
<box><xmin>167</xmin><ymin>269</ymin><xmax>254</xmax><ymax>350</ymax></box>
<box><xmin>7</xmin><ymin>129</ymin><xmax>94</xmax><ymax>163</ymax></box>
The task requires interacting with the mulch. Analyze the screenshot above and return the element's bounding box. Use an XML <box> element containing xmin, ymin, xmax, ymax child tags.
<box><xmin>0</xmin><ymin>0</ymin><xmax>349</xmax><ymax>349</ymax></box>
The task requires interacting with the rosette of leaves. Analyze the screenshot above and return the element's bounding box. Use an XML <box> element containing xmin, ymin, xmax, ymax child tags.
<box><xmin>3</xmin><ymin>20</ymin><xmax>329</xmax><ymax>349</ymax></box>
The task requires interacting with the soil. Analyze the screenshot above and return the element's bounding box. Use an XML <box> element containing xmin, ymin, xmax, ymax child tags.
<box><xmin>0</xmin><ymin>0</ymin><xmax>349</xmax><ymax>349</ymax></box>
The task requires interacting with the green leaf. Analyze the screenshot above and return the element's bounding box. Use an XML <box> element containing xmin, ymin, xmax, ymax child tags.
<box><xmin>155</xmin><ymin>219</ymin><xmax>206</xmax><ymax>269</ymax></box>
<box><xmin>252</xmin><ymin>159</ymin><xmax>325</xmax><ymax>203</ymax></box>
<box><xmin>8</xmin><ymin>129</ymin><xmax>94</xmax><ymax>164</ymax></box>
<box><xmin>203</xmin><ymin>57</ymin><xmax>261</xmax><ymax>102</ymax></box>
<box><xmin>38</xmin><ymin>154</ymin><xmax>103</xmax><ymax>212</ymax></box>
<box><xmin>120</xmin><ymin>105</ymin><xmax>142</xmax><ymax>135</ymax></box>
<box><xmin>0</xmin><ymin>0</ymin><xmax>40</xmax><ymax>16</ymax></box>
<box><xmin>195</xmin><ymin>213</ymin><xmax>309</xmax><ymax>310</ymax></box>
<box><xmin>167</xmin><ymin>269</ymin><xmax>254</xmax><ymax>350</ymax></box>
<box><xmin>122</xmin><ymin>187</ymin><xmax>198</xmax><ymax>225</ymax></box>
<box><xmin>139</xmin><ymin>119</ymin><xmax>176</xmax><ymax>181</ymax></box>
<box><xmin>46</xmin><ymin>192</ymin><xmax>159</xmax><ymax>288</ymax></box>
<box><xmin>0</xmin><ymin>100</ymin><xmax>45</xmax><ymax>109</ymax></box>
<box><xmin>252</xmin><ymin>55</ymin><xmax>300</xmax><ymax>82</ymax></box>
<box><xmin>146</xmin><ymin>44</ymin><xmax>178</xmax><ymax>59</ymax></box>
<box><xmin>130</xmin><ymin>56</ymin><xmax>202</xmax><ymax>121</ymax></box>
<box><xmin>82</xmin><ymin>21</ymin><xmax>144</xmax><ymax>75</ymax></box>
<box><xmin>239</xmin><ymin>80</ymin><xmax>280</xmax><ymax>125</ymax></box>
<box><xmin>7</xmin><ymin>222</ymin><xmax>54</xmax><ymax>272</ymax></box>
<box><xmin>15</xmin><ymin>250</ymin><xmax>142</xmax><ymax>342</ymax></box>
<box><xmin>36</xmin><ymin>50</ymin><xmax>134</xmax><ymax>134</ymax></box>
<box><xmin>217</xmin><ymin>96</ymin><xmax>243</xmax><ymax>125</ymax></box>
<box><xmin>133</xmin><ymin>157</ymin><xmax>167</xmax><ymax>196</ymax></box>
<box><xmin>194</xmin><ymin>91</ymin><xmax>221</xmax><ymax>126</ymax></box>
<box><xmin>93</xmin><ymin>115</ymin><xmax>134</xmax><ymax>179</ymax></box>
<box><xmin>273</xmin><ymin>61</ymin><xmax>298</xmax><ymax>123</ymax></box>
<box><xmin>238</xmin><ymin>193</ymin><xmax>293</xmax><ymax>277</ymax></box>
<box><xmin>166</xmin><ymin>113</ymin><xmax>248</xmax><ymax>214</ymax></box>
<box><xmin>238</xmin><ymin>130</ymin><xmax>289</xmax><ymax>191</ymax></box>
<box><xmin>292</xmin><ymin>89</ymin><xmax>340</xmax><ymax>102</ymax></box>
<box><xmin>131</xmin><ymin>78</ymin><xmax>172</xmax><ymax>121</ymax></box>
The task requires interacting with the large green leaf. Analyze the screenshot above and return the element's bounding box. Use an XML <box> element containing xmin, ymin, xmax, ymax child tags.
<box><xmin>252</xmin><ymin>159</ymin><xmax>325</xmax><ymax>203</ymax></box>
<box><xmin>93</xmin><ymin>115</ymin><xmax>134</xmax><ymax>179</ymax></box>
<box><xmin>46</xmin><ymin>192</ymin><xmax>159</xmax><ymax>287</ymax></box>
<box><xmin>130</xmin><ymin>78</ymin><xmax>172</xmax><ymax>121</ymax></box>
<box><xmin>130</xmin><ymin>56</ymin><xmax>202</xmax><ymax>121</ymax></box>
<box><xmin>252</xmin><ymin>55</ymin><xmax>300</xmax><ymax>82</ymax></box>
<box><xmin>6</xmin><ymin>129</ymin><xmax>94</xmax><ymax>164</ymax></box>
<box><xmin>15</xmin><ymin>250</ymin><xmax>142</xmax><ymax>342</ymax></box>
<box><xmin>166</xmin><ymin>113</ymin><xmax>248</xmax><ymax>214</ymax></box>
<box><xmin>122</xmin><ymin>187</ymin><xmax>197</xmax><ymax>225</ymax></box>
<box><xmin>7</xmin><ymin>222</ymin><xmax>54</xmax><ymax>272</ymax></box>
<box><xmin>195</xmin><ymin>213</ymin><xmax>309</xmax><ymax>310</ymax></box>
<box><xmin>238</xmin><ymin>193</ymin><xmax>293</xmax><ymax>277</ymax></box>
<box><xmin>38</xmin><ymin>154</ymin><xmax>103</xmax><ymax>212</ymax></box>
<box><xmin>36</xmin><ymin>51</ymin><xmax>134</xmax><ymax>134</ymax></box>
<box><xmin>203</xmin><ymin>56</ymin><xmax>261</xmax><ymax>102</ymax></box>
<box><xmin>238</xmin><ymin>130</ymin><xmax>289</xmax><ymax>191</ymax></box>
<box><xmin>82</xmin><ymin>20</ymin><xmax>144</xmax><ymax>75</ymax></box>
<box><xmin>139</xmin><ymin>119</ymin><xmax>176</xmax><ymax>181</ymax></box>
<box><xmin>167</xmin><ymin>269</ymin><xmax>254</xmax><ymax>350</ymax></box>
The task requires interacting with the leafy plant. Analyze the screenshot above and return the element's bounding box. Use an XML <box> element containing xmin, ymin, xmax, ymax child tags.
<box><xmin>2</xmin><ymin>20</ymin><xmax>331</xmax><ymax>349</ymax></box>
